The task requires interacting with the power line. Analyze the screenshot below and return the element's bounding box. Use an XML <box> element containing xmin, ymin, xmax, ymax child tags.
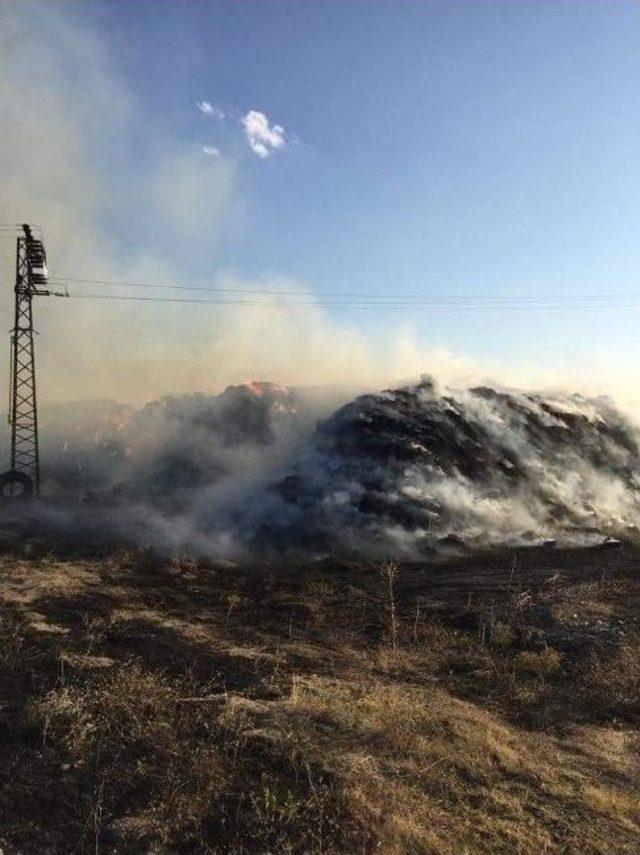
<box><xmin>64</xmin><ymin>291</ymin><xmax>640</xmax><ymax>313</ymax></box>
<box><xmin>46</xmin><ymin>273</ymin><xmax>637</xmax><ymax>307</ymax></box>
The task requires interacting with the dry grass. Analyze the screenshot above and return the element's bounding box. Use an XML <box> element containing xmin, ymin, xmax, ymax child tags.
<box><xmin>0</xmin><ymin>544</ymin><xmax>639</xmax><ymax>853</ymax></box>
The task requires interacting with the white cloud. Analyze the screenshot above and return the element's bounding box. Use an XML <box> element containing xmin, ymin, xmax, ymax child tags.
<box><xmin>241</xmin><ymin>110</ymin><xmax>285</xmax><ymax>159</ymax></box>
<box><xmin>202</xmin><ymin>145</ymin><xmax>220</xmax><ymax>157</ymax></box>
<box><xmin>196</xmin><ymin>100</ymin><xmax>225</xmax><ymax>120</ymax></box>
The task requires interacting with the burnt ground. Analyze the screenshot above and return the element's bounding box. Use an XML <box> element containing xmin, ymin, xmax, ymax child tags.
<box><xmin>0</xmin><ymin>540</ymin><xmax>638</xmax><ymax>853</ymax></box>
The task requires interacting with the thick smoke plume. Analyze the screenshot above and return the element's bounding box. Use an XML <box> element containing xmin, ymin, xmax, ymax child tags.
<box><xmin>2</xmin><ymin>4</ymin><xmax>639</xmax><ymax>559</ymax></box>
<box><xmin>2</xmin><ymin>377</ymin><xmax>637</xmax><ymax>559</ymax></box>
<box><xmin>2</xmin><ymin>1</ymin><xmax>638</xmax><ymax>413</ymax></box>
<box><xmin>0</xmin><ymin>1</ymin><xmax>479</xmax><ymax>407</ymax></box>
<box><xmin>253</xmin><ymin>377</ymin><xmax>640</xmax><ymax>556</ymax></box>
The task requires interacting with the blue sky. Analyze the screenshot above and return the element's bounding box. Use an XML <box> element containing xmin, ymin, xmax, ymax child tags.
<box><xmin>2</xmin><ymin>0</ymin><xmax>639</xmax><ymax>402</ymax></box>
<box><xmin>102</xmin><ymin>0</ymin><xmax>639</xmax><ymax>353</ymax></box>
<box><xmin>100</xmin><ymin>0</ymin><xmax>639</xmax><ymax>280</ymax></box>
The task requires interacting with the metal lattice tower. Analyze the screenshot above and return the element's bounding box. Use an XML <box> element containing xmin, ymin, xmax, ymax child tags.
<box><xmin>2</xmin><ymin>224</ymin><xmax>59</xmax><ymax>496</ymax></box>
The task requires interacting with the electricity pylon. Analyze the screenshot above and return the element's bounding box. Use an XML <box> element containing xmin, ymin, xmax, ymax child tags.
<box><xmin>1</xmin><ymin>224</ymin><xmax>65</xmax><ymax>497</ymax></box>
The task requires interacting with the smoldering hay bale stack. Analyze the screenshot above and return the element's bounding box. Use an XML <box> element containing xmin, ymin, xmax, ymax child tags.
<box><xmin>37</xmin><ymin>381</ymin><xmax>308</xmax><ymax>502</ymax></box>
<box><xmin>11</xmin><ymin>376</ymin><xmax>640</xmax><ymax>557</ymax></box>
<box><xmin>250</xmin><ymin>376</ymin><xmax>640</xmax><ymax>556</ymax></box>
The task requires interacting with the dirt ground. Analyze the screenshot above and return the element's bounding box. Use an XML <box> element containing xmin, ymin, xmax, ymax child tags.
<box><xmin>0</xmin><ymin>540</ymin><xmax>638</xmax><ymax>853</ymax></box>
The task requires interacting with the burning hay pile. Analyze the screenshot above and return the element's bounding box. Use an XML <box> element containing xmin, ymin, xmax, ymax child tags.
<box><xmin>254</xmin><ymin>376</ymin><xmax>640</xmax><ymax>555</ymax></box>
<box><xmin>11</xmin><ymin>376</ymin><xmax>640</xmax><ymax>558</ymax></box>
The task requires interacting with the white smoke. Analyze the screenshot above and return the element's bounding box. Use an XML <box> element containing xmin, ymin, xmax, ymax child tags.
<box><xmin>244</xmin><ymin>379</ymin><xmax>640</xmax><ymax>557</ymax></box>
<box><xmin>0</xmin><ymin>1</ymin><xmax>470</xmax><ymax>408</ymax></box>
<box><xmin>1</xmin><ymin>1</ymin><xmax>638</xmax><ymax>415</ymax></box>
<box><xmin>1</xmin><ymin>3</ymin><xmax>639</xmax><ymax>559</ymax></box>
<box><xmin>2</xmin><ymin>376</ymin><xmax>639</xmax><ymax>559</ymax></box>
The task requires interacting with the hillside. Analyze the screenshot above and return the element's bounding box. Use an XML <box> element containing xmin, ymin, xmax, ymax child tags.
<box><xmin>1</xmin><ymin>541</ymin><xmax>638</xmax><ymax>853</ymax></box>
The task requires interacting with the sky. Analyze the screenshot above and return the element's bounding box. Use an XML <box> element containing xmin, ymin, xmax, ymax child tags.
<box><xmin>0</xmin><ymin>0</ymin><xmax>639</xmax><ymax>405</ymax></box>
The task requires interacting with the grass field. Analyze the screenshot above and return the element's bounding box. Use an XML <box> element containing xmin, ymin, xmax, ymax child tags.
<box><xmin>1</xmin><ymin>542</ymin><xmax>638</xmax><ymax>853</ymax></box>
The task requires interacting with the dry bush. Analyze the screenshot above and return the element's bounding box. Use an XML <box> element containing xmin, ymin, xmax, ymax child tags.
<box><xmin>34</xmin><ymin>666</ymin><xmax>229</xmax><ymax>850</ymax></box>
<box><xmin>303</xmin><ymin>579</ymin><xmax>336</xmax><ymax>626</ymax></box>
<box><xmin>21</xmin><ymin>664</ymin><xmax>374</xmax><ymax>853</ymax></box>
<box><xmin>379</xmin><ymin>561</ymin><xmax>399</xmax><ymax>650</ymax></box>
<box><xmin>0</xmin><ymin>615</ymin><xmax>28</xmax><ymax>673</ymax></box>
<box><xmin>489</xmin><ymin>620</ymin><xmax>516</xmax><ymax>647</ymax></box>
<box><xmin>578</xmin><ymin>641</ymin><xmax>640</xmax><ymax>719</ymax></box>
<box><xmin>514</xmin><ymin>647</ymin><xmax>563</xmax><ymax>677</ymax></box>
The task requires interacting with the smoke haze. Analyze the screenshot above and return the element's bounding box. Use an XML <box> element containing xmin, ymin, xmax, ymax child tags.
<box><xmin>0</xmin><ymin>1</ymin><xmax>469</xmax><ymax>406</ymax></box>
<box><xmin>0</xmin><ymin>377</ymin><xmax>636</xmax><ymax>559</ymax></box>
<box><xmin>1</xmin><ymin>2</ymin><xmax>639</xmax><ymax>559</ymax></box>
<box><xmin>1</xmin><ymin>1</ymin><xmax>638</xmax><ymax>413</ymax></box>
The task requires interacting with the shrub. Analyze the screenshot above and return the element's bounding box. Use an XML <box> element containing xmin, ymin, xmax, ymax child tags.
<box><xmin>515</xmin><ymin>647</ymin><xmax>562</xmax><ymax>677</ymax></box>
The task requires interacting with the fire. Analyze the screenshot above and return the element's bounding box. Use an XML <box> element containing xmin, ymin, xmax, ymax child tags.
<box><xmin>238</xmin><ymin>380</ymin><xmax>288</xmax><ymax>397</ymax></box>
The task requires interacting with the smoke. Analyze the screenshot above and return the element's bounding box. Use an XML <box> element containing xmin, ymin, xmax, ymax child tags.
<box><xmin>0</xmin><ymin>0</ymin><xmax>238</xmax><ymax>404</ymax></box>
<box><xmin>2</xmin><ymin>1</ymin><xmax>638</xmax><ymax>415</ymax></box>
<box><xmin>248</xmin><ymin>378</ymin><xmax>640</xmax><ymax>557</ymax></box>
<box><xmin>23</xmin><ymin>383</ymin><xmax>335</xmax><ymax>558</ymax></box>
<box><xmin>4</xmin><ymin>377</ymin><xmax>635</xmax><ymax>559</ymax></box>
<box><xmin>1</xmin><ymin>3</ymin><xmax>639</xmax><ymax>559</ymax></box>
<box><xmin>0</xmin><ymin>0</ymin><xmax>472</xmax><ymax>408</ymax></box>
